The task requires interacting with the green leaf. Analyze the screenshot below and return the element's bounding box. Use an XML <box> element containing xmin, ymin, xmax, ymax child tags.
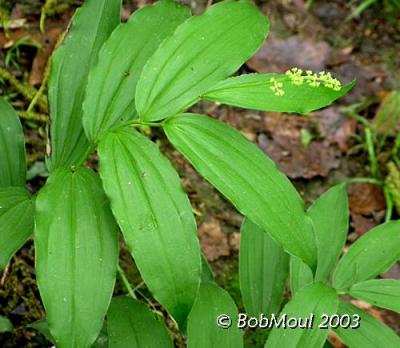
<box><xmin>35</xmin><ymin>167</ymin><xmax>118</xmax><ymax>347</ymax></box>
<box><xmin>187</xmin><ymin>283</ymin><xmax>243</xmax><ymax>348</ymax></box>
<box><xmin>0</xmin><ymin>97</ymin><xmax>26</xmax><ymax>187</ymax></box>
<box><xmin>83</xmin><ymin>0</ymin><xmax>191</xmax><ymax>142</ymax></box>
<box><xmin>332</xmin><ymin>220</ymin><xmax>400</xmax><ymax>291</ymax></box>
<box><xmin>290</xmin><ymin>256</ymin><xmax>313</xmax><ymax>295</ymax></box>
<box><xmin>334</xmin><ymin>301</ymin><xmax>400</xmax><ymax>347</ymax></box>
<box><xmin>135</xmin><ymin>0</ymin><xmax>269</xmax><ymax>121</ymax></box>
<box><xmin>48</xmin><ymin>0</ymin><xmax>121</xmax><ymax>171</ymax></box>
<box><xmin>204</xmin><ymin>73</ymin><xmax>355</xmax><ymax>114</ymax></box>
<box><xmin>164</xmin><ymin>113</ymin><xmax>317</xmax><ymax>269</ymax></box>
<box><xmin>108</xmin><ymin>297</ymin><xmax>173</xmax><ymax>348</ymax></box>
<box><xmin>98</xmin><ymin>127</ymin><xmax>201</xmax><ymax>327</ymax></box>
<box><xmin>349</xmin><ymin>279</ymin><xmax>400</xmax><ymax>313</ymax></box>
<box><xmin>201</xmin><ymin>253</ymin><xmax>215</xmax><ymax>284</ymax></box>
<box><xmin>266</xmin><ymin>283</ymin><xmax>338</xmax><ymax>348</ymax></box>
<box><xmin>0</xmin><ymin>187</ymin><xmax>34</xmax><ymax>269</ymax></box>
<box><xmin>29</xmin><ymin>319</ymin><xmax>109</xmax><ymax>347</ymax></box>
<box><xmin>29</xmin><ymin>320</ymin><xmax>55</xmax><ymax>344</ymax></box>
<box><xmin>239</xmin><ymin>218</ymin><xmax>289</xmax><ymax>317</ymax></box>
<box><xmin>0</xmin><ymin>316</ymin><xmax>13</xmax><ymax>333</ymax></box>
<box><xmin>308</xmin><ymin>185</ymin><xmax>349</xmax><ymax>283</ymax></box>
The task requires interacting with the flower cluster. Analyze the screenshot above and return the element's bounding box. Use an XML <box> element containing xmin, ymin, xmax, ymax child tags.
<box><xmin>286</xmin><ymin>68</ymin><xmax>342</xmax><ymax>91</ymax></box>
<box><xmin>269</xmin><ymin>78</ymin><xmax>285</xmax><ymax>96</ymax></box>
<box><xmin>269</xmin><ymin>68</ymin><xmax>342</xmax><ymax>97</ymax></box>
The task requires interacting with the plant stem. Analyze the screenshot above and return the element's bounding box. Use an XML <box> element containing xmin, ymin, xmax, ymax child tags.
<box><xmin>338</xmin><ymin>177</ymin><xmax>382</xmax><ymax>186</ymax></box>
<box><xmin>130</xmin><ymin>120</ymin><xmax>164</xmax><ymax>128</ymax></box>
<box><xmin>117</xmin><ymin>264</ymin><xmax>136</xmax><ymax>299</ymax></box>
<box><xmin>383</xmin><ymin>186</ymin><xmax>393</xmax><ymax>222</ymax></box>
<box><xmin>28</xmin><ymin>62</ymin><xmax>51</xmax><ymax>113</ymax></box>
<box><xmin>365</xmin><ymin>127</ymin><xmax>380</xmax><ymax>179</ymax></box>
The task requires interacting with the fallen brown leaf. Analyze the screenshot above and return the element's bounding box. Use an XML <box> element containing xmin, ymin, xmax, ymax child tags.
<box><xmin>349</xmin><ymin>183</ymin><xmax>386</xmax><ymax>215</ymax></box>
<box><xmin>259</xmin><ymin>111</ymin><xmax>344</xmax><ymax>179</ymax></box>
<box><xmin>247</xmin><ymin>35</ymin><xmax>332</xmax><ymax>73</ymax></box>
<box><xmin>198</xmin><ymin>217</ymin><xmax>230</xmax><ymax>261</ymax></box>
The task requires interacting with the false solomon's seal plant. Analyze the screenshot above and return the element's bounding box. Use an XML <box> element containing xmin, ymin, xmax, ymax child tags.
<box><xmin>2</xmin><ymin>0</ymin><xmax>394</xmax><ymax>347</ymax></box>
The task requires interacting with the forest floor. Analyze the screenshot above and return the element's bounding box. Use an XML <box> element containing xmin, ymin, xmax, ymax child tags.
<box><xmin>0</xmin><ymin>0</ymin><xmax>399</xmax><ymax>347</ymax></box>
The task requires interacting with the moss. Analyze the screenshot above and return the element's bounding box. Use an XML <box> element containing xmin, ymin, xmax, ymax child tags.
<box><xmin>0</xmin><ymin>243</ymin><xmax>46</xmax><ymax>347</ymax></box>
<box><xmin>0</xmin><ymin>68</ymin><xmax>48</xmax><ymax>112</ymax></box>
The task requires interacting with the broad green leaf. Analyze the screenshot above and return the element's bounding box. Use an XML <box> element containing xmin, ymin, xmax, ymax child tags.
<box><xmin>164</xmin><ymin>114</ymin><xmax>317</xmax><ymax>268</ymax></box>
<box><xmin>135</xmin><ymin>0</ymin><xmax>269</xmax><ymax>121</ymax></box>
<box><xmin>0</xmin><ymin>316</ymin><xmax>13</xmax><ymax>333</ymax></box>
<box><xmin>92</xmin><ymin>325</ymin><xmax>109</xmax><ymax>348</ymax></box>
<box><xmin>334</xmin><ymin>301</ymin><xmax>400</xmax><ymax>347</ymax></box>
<box><xmin>98</xmin><ymin>127</ymin><xmax>201</xmax><ymax>327</ymax></box>
<box><xmin>29</xmin><ymin>320</ymin><xmax>55</xmax><ymax>344</ymax></box>
<box><xmin>0</xmin><ymin>187</ymin><xmax>34</xmax><ymax>269</ymax></box>
<box><xmin>266</xmin><ymin>283</ymin><xmax>338</xmax><ymax>348</ymax></box>
<box><xmin>203</xmin><ymin>73</ymin><xmax>355</xmax><ymax>114</ymax></box>
<box><xmin>108</xmin><ymin>297</ymin><xmax>173</xmax><ymax>348</ymax></box>
<box><xmin>308</xmin><ymin>185</ymin><xmax>349</xmax><ymax>282</ymax></box>
<box><xmin>0</xmin><ymin>97</ymin><xmax>26</xmax><ymax>187</ymax></box>
<box><xmin>29</xmin><ymin>319</ymin><xmax>108</xmax><ymax>347</ymax></box>
<box><xmin>349</xmin><ymin>279</ymin><xmax>400</xmax><ymax>313</ymax></box>
<box><xmin>35</xmin><ymin>167</ymin><xmax>118</xmax><ymax>347</ymax></box>
<box><xmin>48</xmin><ymin>0</ymin><xmax>121</xmax><ymax>171</ymax></box>
<box><xmin>201</xmin><ymin>253</ymin><xmax>215</xmax><ymax>284</ymax></box>
<box><xmin>83</xmin><ymin>0</ymin><xmax>191</xmax><ymax>142</ymax></box>
<box><xmin>290</xmin><ymin>256</ymin><xmax>313</xmax><ymax>295</ymax></box>
<box><xmin>187</xmin><ymin>283</ymin><xmax>242</xmax><ymax>348</ymax></box>
<box><xmin>239</xmin><ymin>218</ymin><xmax>289</xmax><ymax>317</ymax></box>
<box><xmin>332</xmin><ymin>220</ymin><xmax>400</xmax><ymax>291</ymax></box>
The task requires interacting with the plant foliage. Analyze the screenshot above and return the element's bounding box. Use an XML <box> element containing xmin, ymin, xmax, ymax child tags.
<box><xmin>4</xmin><ymin>1</ymin><xmax>397</xmax><ymax>348</ymax></box>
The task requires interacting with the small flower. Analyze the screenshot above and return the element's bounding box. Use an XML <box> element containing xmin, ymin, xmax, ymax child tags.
<box><xmin>270</xmin><ymin>77</ymin><xmax>285</xmax><ymax>96</ymax></box>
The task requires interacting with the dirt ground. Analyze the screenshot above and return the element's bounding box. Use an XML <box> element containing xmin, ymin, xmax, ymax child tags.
<box><xmin>0</xmin><ymin>0</ymin><xmax>399</xmax><ymax>347</ymax></box>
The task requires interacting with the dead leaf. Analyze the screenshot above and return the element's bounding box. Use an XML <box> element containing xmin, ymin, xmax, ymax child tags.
<box><xmin>29</xmin><ymin>26</ymin><xmax>63</xmax><ymax>85</ymax></box>
<box><xmin>382</xmin><ymin>262</ymin><xmax>400</xmax><ymax>280</ymax></box>
<box><xmin>247</xmin><ymin>34</ymin><xmax>332</xmax><ymax>73</ymax></box>
<box><xmin>229</xmin><ymin>233</ymin><xmax>241</xmax><ymax>252</ymax></box>
<box><xmin>315</xmin><ymin>107</ymin><xmax>357</xmax><ymax>152</ymax></box>
<box><xmin>0</xmin><ymin>17</ymin><xmax>70</xmax><ymax>85</ymax></box>
<box><xmin>350</xmin><ymin>299</ymin><xmax>384</xmax><ymax>321</ymax></box>
<box><xmin>333</xmin><ymin>56</ymin><xmax>385</xmax><ymax>103</ymax></box>
<box><xmin>198</xmin><ymin>217</ymin><xmax>230</xmax><ymax>261</ymax></box>
<box><xmin>350</xmin><ymin>213</ymin><xmax>378</xmax><ymax>236</ymax></box>
<box><xmin>258</xmin><ymin>112</ymin><xmax>340</xmax><ymax>179</ymax></box>
<box><xmin>328</xmin><ymin>331</ymin><xmax>346</xmax><ymax>348</ymax></box>
<box><xmin>349</xmin><ymin>183</ymin><xmax>386</xmax><ymax>215</ymax></box>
